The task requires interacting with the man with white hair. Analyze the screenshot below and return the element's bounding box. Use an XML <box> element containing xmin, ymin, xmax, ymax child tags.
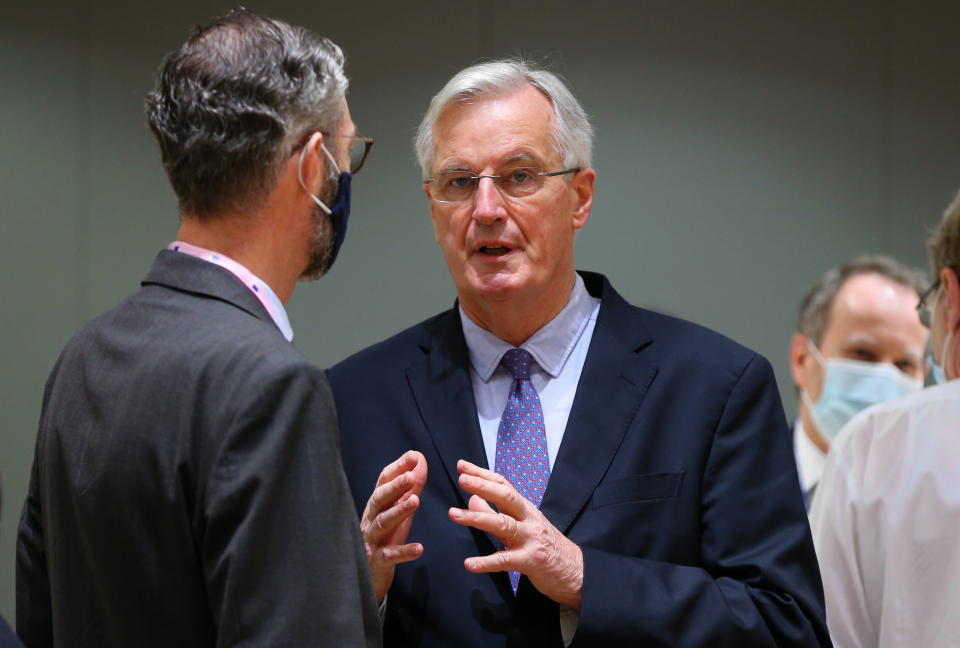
<box><xmin>329</xmin><ymin>59</ymin><xmax>829</xmax><ymax>646</ymax></box>
<box><xmin>811</xmin><ymin>191</ymin><xmax>960</xmax><ymax>647</ymax></box>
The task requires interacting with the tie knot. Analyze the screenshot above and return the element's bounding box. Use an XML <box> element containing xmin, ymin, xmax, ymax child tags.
<box><xmin>502</xmin><ymin>348</ymin><xmax>534</xmax><ymax>381</ymax></box>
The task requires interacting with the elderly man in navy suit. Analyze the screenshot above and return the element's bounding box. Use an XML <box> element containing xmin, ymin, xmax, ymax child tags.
<box><xmin>329</xmin><ymin>59</ymin><xmax>830</xmax><ymax>647</ymax></box>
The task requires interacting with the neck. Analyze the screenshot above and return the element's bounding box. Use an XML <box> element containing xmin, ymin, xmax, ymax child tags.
<box><xmin>799</xmin><ymin>406</ymin><xmax>829</xmax><ymax>454</ymax></box>
<box><xmin>460</xmin><ymin>272</ymin><xmax>576</xmax><ymax>346</ymax></box>
<box><xmin>176</xmin><ymin>213</ymin><xmax>303</xmax><ymax>304</ymax></box>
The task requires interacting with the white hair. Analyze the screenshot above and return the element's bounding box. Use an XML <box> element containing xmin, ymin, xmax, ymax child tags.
<box><xmin>414</xmin><ymin>58</ymin><xmax>593</xmax><ymax>178</ymax></box>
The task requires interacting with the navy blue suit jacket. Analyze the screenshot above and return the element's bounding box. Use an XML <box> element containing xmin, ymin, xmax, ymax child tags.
<box><xmin>329</xmin><ymin>272</ymin><xmax>830</xmax><ymax>647</ymax></box>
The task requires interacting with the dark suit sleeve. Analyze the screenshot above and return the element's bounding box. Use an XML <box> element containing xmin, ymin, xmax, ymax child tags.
<box><xmin>201</xmin><ymin>363</ymin><xmax>381</xmax><ymax>648</ymax></box>
<box><xmin>15</xmin><ymin>364</ymin><xmax>57</xmax><ymax>648</ymax></box>
<box><xmin>15</xmin><ymin>456</ymin><xmax>53</xmax><ymax>648</ymax></box>
<box><xmin>575</xmin><ymin>355</ymin><xmax>830</xmax><ymax>647</ymax></box>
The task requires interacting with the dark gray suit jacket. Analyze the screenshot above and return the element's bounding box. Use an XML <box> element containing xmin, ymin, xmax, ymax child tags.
<box><xmin>16</xmin><ymin>250</ymin><xmax>380</xmax><ymax>648</ymax></box>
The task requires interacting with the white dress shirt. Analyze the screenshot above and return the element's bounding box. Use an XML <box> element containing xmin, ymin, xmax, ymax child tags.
<box><xmin>809</xmin><ymin>379</ymin><xmax>960</xmax><ymax>648</ymax></box>
<box><xmin>459</xmin><ymin>273</ymin><xmax>601</xmax><ymax>647</ymax></box>
<box><xmin>794</xmin><ymin>419</ymin><xmax>826</xmax><ymax>508</ymax></box>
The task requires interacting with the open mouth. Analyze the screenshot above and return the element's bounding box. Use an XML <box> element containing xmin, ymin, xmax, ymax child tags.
<box><xmin>478</xmin><ymin>245</ymin><xmax>511</xmax><ymax>256</ymax></box>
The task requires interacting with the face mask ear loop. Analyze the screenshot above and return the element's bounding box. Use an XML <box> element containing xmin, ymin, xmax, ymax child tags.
<box><xmin>321</xmin><ymin>142</ymin><xmax>342</xmax><ymax>176</ymax></box>
<box><xmin>800</xmin><ymin>388</ymin><xmax>817</xmax><ymax>417</ymax></box>
<box><xmin>298</xmin><ymin>142</ymin><xmax>332</xmax><ymax>215</ymax></box>
<box><xmin>942</xmin><ymin>330</ymin><xmax>955</xmax><ymax>379</ymax></box>
<box><xmin>801</xmin><ymin>338</ymin><xmax>827</xmax><ymax>435</ymax></box>
<box><xmin>806</xmin><ymin>338</ymin><xmax>827</xmax><ymax>368</ymax></box>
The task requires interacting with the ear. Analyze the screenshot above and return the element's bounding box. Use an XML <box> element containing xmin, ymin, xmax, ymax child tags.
<box><xmin>789</xmin><ymin>332</ymin><xmax>812</xmax><ymax>389</ymax></box>
<box><xmin>570</xmin><ymin>168</ymin><xmax>596</xmax><ymax>231</ymax></box>
<box><xmin>299</xmin><ymin>131</ymin><xmax>328</xmax><ymax>196</ymax></box>
<box><xmin>941</xmin><ymin>266</ymin><xmax>960</xmax><ymax>333</ymax></box>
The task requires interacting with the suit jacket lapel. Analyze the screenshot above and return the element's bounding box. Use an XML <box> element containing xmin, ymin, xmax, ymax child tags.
<box><xmin>540</xmin><ymin>273</ymin><xmax>659</xmax><ymax>534</ymax></box>
<box><xmin>141</xmin><ymin>250</ymin><xmax>276</xmax><ymax>328</ymax></box>
<box><xmin>405</xmin><ymin>309</ymin><xmax>488</xmax><ymax>508</ymax></box>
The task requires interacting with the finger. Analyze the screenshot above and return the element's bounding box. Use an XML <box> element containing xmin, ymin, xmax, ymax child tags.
<box><xmin>366</xmin><ymin>494</ymin><xmax>420</xmax><ymax>545</ymax></box>
<box><xmin>458</xmin><ymin>472</ymin><xmax>526</xmax><ymax>519</ymax></box>
<box><xmin>463</xmin><ymin>550</ymin><xmax>517</xmax><ymax>575</ymax></box>
<box><xmin>468</xmin><ymin>494</ymin><xmax>494</xmax><ymax>513</ymax></box>
<box><xmin>407</xmin><ymin>450</ymin><xmax>429</xmax><ymax>494</ymax></box>
<box><xmin>376</xmin><ymin>451</ymin><xmax>420</xmax><ymax>488</ymax></box>
<box><xmin>448</xmin><ymin>507</ymin><xmax>516</xmax><ymax>542</ymax></box>
<box><xmin>366</xmin><ymin>471</ymin><xmax>415</xmax><ymax>520</ymax></box>
<box><xmin>373</xmin><ymin>541</ymin><xmax>424</xmax><ymax>567</ymax></box>
<box><xmin>457</xmin><ymin>459</ymin><xmax>510</xmax><ymax>485</ymax></box>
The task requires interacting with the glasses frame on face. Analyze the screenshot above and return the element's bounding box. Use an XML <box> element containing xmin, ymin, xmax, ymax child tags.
<box><xmin>321</xmin><ymin>132</ymin><xmax>374</xmax><ymax>174</ymax></box>
<box><xmin>917</xmin><ymin>279</ymin><xmax>940</xmax><ymax>328</ymax></box>
<box><xmin>423</xmin><ymin>167</ymin><xmax>581</xmax><ymax>204</ymax></box>
<box><xmin>918</xmin><ymin>266</ymin><xmax>959</xmax><ymax>328</ymax></box>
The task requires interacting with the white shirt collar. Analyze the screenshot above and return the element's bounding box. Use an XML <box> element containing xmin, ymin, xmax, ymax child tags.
<box><xmin>794</xmin><ymin>418</ymin><xmax>826</xmax><ymax>495</ymax></box>
<box><xmin>459</xmin><ymin>274</ymin><xmax>595</xmax><ymax>382</ymax></box>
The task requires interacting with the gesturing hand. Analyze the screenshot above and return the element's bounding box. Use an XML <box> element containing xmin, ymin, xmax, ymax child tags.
<box><xmin>448</xmin><ymin>459</ymin><xmax>583</xmax><ymax>610</ymax></box>
<box><xmin>361</xmin><ymin>450</ymin><xmax>428</xmax><ymax>603</ymax></box>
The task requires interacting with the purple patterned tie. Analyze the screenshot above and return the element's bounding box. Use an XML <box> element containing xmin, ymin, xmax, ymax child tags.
<box><xmin>494</xmin><ymin>348</ymin><xmax>551</xmax><ymax>593</ymax></box>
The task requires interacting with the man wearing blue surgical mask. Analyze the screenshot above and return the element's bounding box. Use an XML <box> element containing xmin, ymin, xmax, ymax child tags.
<box><xmin>788</xmin><ymin>256</ymin><xmax>928</xmax><ymax>507</ymax></box>
<box><xmin>809</xmin><ymin>190</ymin><xmax>960</xmax><ymax>648</ymax></box>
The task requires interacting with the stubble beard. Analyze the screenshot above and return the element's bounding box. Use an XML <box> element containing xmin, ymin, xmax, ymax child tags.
<box><xmin>299</xmin><ymin>167</ymin><xmax>339</xmax><ymax>281</ymax></box>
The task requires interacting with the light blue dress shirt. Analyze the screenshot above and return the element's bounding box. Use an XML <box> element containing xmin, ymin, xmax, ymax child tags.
<box><xmin>458</xmin><ymin>273</ymin><xmax>600</xmax><ymax>645</ymax></box>
<box><xmin>459</xmin><ymin>274</ymin><xmax>601</xmax><ymax>472</ymax></box>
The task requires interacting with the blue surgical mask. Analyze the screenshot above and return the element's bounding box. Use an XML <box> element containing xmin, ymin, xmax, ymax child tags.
<box><xmin>802</xmin><ymin>342</ymin><xmax>923</xmax><ymax>442</ymax></box>
<box><xmin>298</xmin><ymin>143</ymin><xmax>352</xmax><ymax>270</ymax></box>
<box><xmin>928</xmin><ymin>330</ymin><xmax>953</xmax><ymax>385</ymax></box>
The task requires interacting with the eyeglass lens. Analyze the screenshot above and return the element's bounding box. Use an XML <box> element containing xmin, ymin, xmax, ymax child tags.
<box><xmin>430</xmin><ymin>168</ymin><xmax>552</xmax><ymax>202</ymax></box>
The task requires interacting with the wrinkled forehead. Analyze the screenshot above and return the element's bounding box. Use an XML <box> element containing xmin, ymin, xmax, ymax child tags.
<box><xmin>431</xmin><ymin>85</ymin><xmax>558</xmax><ymax>172</ymax></box>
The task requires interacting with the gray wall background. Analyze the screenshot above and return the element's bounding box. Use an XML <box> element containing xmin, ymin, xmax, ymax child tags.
<box><xmin>2</xmin><ymin>0</ymin><xmax>958</xmax><ymax>622</ymax></box>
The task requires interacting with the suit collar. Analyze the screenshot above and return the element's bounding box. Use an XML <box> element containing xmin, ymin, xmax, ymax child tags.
<box><xmin>578</xmin><ymin>270</ymin><xmax>653</xmax><ymax>352</ymax></box>
<box><xmin>141</xmin><ymin>249</ymin><xmax>277</xmax><ymax>329</ymax></box>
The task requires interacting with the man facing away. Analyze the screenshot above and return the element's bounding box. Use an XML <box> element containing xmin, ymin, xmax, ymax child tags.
<box><xmin>788</xmin><ymin>256</ymin><xmax>927</xmax><ymax>507</ymax></box>
<box><xmin>810</xmin><ymin>190</ymin><xmax>960</xmax><ymax>647</ymax></box>
<box><xmin>16</xmin><ymin>10</ymin><xmax>380</xmax><ymax>647</ymax></box>
<box><xmin>329</xmin><ymin>59</ymin><xmax>831</xmax><ymax>647</ymax></box>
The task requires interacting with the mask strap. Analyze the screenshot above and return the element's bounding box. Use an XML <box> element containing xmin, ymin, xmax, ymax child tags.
<box><xmin>297</xmin><ymin>139</ymin><xmax>337</xmax><ymax>215</ymax></box>
<box><xmin>799</xmin><ymin>387</ymin><xmax>817</xmax><ymax>413</ymax></box>
<box><xmin>942</xmin><ymin>330</ymin><xmax>955</xmax><ymax>377</ymax></box>
<box><xmin>800</xmin><ymin>338</ymin><xmax>823</xmax><ymax>422</ymax></box>
<box><xmin>805</xmin><ymin>338</ymin><xmax>827</xmax><ymax>368</ymax></box>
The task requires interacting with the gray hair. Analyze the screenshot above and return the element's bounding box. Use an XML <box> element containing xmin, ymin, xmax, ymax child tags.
<box><xmin>146</xmin><ymin>8</ymin><xmax>348</xmax><ymax>218</ymax></box>
<box><xmin>414</xmin><ymin>58</ymin><xmax>593</xmax><ymax>178</ymax></box>
<box><xmin>929</xmin><ymin>189</ymin><xmax>960</xmax><ymax>277</ymax></box>
<box><xmin>796</xmin><ymin>254</ymin><xmax>927</xmax><ymax>345</ymax></box>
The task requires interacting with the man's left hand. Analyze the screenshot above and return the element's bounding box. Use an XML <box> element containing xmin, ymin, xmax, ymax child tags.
<box><xmin>448</xmin><ymin>459</ymin><xmax>583</xmax><ymax>610</ymax></box>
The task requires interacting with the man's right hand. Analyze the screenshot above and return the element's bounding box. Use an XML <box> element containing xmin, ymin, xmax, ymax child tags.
<box><xmin>361</xmin><ymin>450</ymin><xmax>428</xmax><ymax>602</ymax></box>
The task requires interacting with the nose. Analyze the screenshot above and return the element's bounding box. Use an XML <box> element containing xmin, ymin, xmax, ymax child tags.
<box><xmin>472</xmin><ymin>176</ymin><xmax>508</xmax><ymax>225</ymax></box>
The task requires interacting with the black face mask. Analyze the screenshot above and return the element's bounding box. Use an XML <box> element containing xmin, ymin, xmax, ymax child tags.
<box><xmin>323</xmin><ymin>170</ymin><xmax>351</xmax><ymax>269</ymax></box>
<box><xmin>299</xmin><ymin>143</ymin><xmax>353</xmax><ymax>271</ymax></box>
